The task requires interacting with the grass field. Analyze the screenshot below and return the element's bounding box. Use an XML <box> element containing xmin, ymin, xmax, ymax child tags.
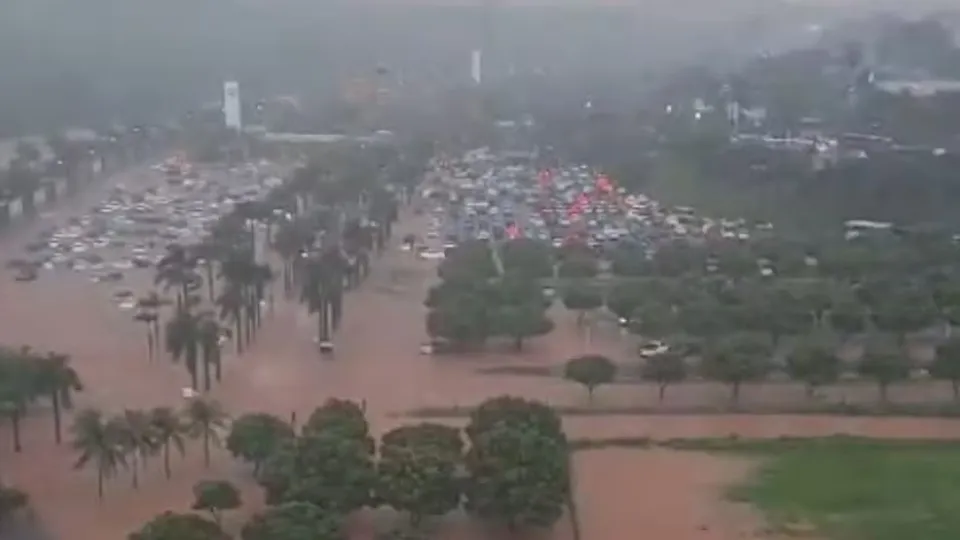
<box><xmin>697</xmin><ymin>438</ymin><xmax>960</xmax><ymax>540</ymax></box>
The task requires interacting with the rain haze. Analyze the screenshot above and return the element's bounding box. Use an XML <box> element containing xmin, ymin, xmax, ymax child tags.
<box><xmin>4</xmin><ymin>1</ymin><xmax>960</xmax><ymax>540</ymax></box>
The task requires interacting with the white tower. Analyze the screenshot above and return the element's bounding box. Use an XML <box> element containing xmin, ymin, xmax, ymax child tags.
<box><xmin>470</xmin><ymin>50</ymin><xmax>482</xmax><ymax>85</ymax></box>
<box><xmin>223</xmin><ymin>81</ymin><xmax>242</xmax><ymax>130</ymax></box>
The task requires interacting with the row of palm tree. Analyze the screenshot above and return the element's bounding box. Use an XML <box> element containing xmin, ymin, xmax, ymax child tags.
<box><xmin>71</xmin><ymin>398</ymin><xmax>229</xmax><ymax>499</ymax></box>
<box><xmin>0</xmin><ymin>346</ymin><xmax>82</xmax><ymax>452</ymax></box>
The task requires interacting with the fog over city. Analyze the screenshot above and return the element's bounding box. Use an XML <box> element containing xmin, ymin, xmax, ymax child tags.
<box><xmin>6</xmin><ymin>2</ymin><xmax>960</xmax><ymax>540</ymax></box>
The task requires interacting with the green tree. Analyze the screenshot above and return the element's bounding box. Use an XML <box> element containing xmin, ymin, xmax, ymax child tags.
<box><xmin>493</xmin><ymin>303</ymin><xmax>554</xmax><ymax>351</ymax></box>
<box><xmin>932</xmin><ymin>336</ymin><xmax>960</xmax><ymax>400</ymax></box>
<box><xmin>605</xmin><ymin>283</ymin><xmax>644</xmax><ymax>323</ymax></box>
<box><xmin>226</xmin><ymin>413</ymin><xmax>295</xmax><ymax>476</ymax></box>
<box><xmin>561</xmin><ymin>284</ymin><xmax>604</xmax><ymax>326</ymax></box>
<box><xmin>71</xmin><ymin>408</ymin><xmax>126</xmax><ymax>500</ymax></box>
<box><xmin>701</xmin><ymin>332</ymin><xmax>773</xmax><ymax>404</ymax></box>
<box><xmin>33</xmin><ymin>352</ymin><xmax>83</xmax><ymax>444</ymax></box>
<box><xmin>241</xmin><ymin>502</ymin><xmax>340</xmax><ymax>540</ymax></box>
<box><xmin>165</xmin><ymin>309</ymin><xmax>203</xmax><ymax>390</ymax></box>
<box><xmin>557</xmin><ymin>255</ymin><xmax>598</xmax><ymax>279</ymax></box>
<box><xmin>129</xmin><ymin>512</ymin><xmax>227</xmax><ymax>540</ymax></box>
<box><xmin>377</xmin><ymin>443</ymin><xmax>461</xmax><ymax>527</ymax></box>
<box><xmin>640</xmin><ymin>351</ymin><xmax>687</xmax><ymax>402</ymax></box>
<box><xmin>183</xmin><ymin>397</ymin><xmax>229</xmax><ymax>468</ymax></box>
<box><xmin>858</xmin><ymin>341</ymin><xmax>910</xmax><ymax>403</ymax></box>
<box><xmin>563</xmin><ymin>354</ymin><xmax>617</xmax><ymax>401</ymax></box>
<box><xmin>192</xmin><ymin>480</ymin><xmax>242</xmax><ymax>525</ymax></box>
<box><xmin>466</xmin><ymin>396</ymin><xmax>564</xmax><ymax>444</ymax></box>
<box><xmin>785</xmin><ymin>338</ymin><xmax>842</xmax><ymax>398</ymax></box>
<box><xmin>303</xmin><ymin>399</ymin><xmax>373</xmax><ymax>450</ymax></box>
<box><xmin>149</xmin><ymin>407</ymin><xmax>187</xmax><ymax>479</ymax></box>
<box><xmin>111</xmin><ymin>409</ymin><xmax>158</xmax><ymax>489</ymax></box>
<box><xmin>281</xmin><ymin>433</ymin><xmax>377</xmax><ymax>513</ymax></box>
<box><xmin>464</xmin><ymin>422</ymin><xmax>569</xmax><ymax>532</ymax></box>
<box><xmin>380</xmin><ymin>423</ymin><xmax>463</xmax><ymax>459</ymax></box>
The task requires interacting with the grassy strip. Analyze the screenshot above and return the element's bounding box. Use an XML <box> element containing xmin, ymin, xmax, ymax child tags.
<box><xmin>571</xmin><ymin>436</ymin><xmax>960</xmax><ymax>540</ymax></box>
<box><xmin>404</xmin><ymin>402</ymin><xmax>960</xmax><ymax>419</ymax></box>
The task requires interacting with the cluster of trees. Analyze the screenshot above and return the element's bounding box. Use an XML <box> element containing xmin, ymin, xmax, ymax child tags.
<box><xmin>70</xmin><ymin>398</ymin><xmax>229</xmax><ymax>499</ymax></box>
<box><xmin>0</xmin><ymin>346</ymin><xmax>81</xmax><ymax>525</ymax></box>
<box><xmin>1</xmin><ymin>129</ymin><xmax>162</xmax><ymax>204</ymax></box>
<box><xmin>128</xmin><ymin>396</ymin><xmax>572</xmax><ymax>540</ymax></box>
<box><xmin>486</xmin><ymin>228</ymin><xmax>960</xmax><ymax>405</ymax></box>
<box><xmin>425</xmin><ymin>240</ymin><xmax>554</xmax><ymax>351</ymax></box>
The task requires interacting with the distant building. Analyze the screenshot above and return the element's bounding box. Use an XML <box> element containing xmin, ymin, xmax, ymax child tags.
<box><xmin>874</xmin><ymin>79</ymin><xmax>960</xmax><ymax>97</ymax></box>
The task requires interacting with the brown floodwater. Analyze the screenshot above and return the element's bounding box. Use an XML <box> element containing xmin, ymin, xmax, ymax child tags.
<box><xmin>1</xmin><ymin>195</ymin><xmax>958</xmax><ymax>540</ymax></box>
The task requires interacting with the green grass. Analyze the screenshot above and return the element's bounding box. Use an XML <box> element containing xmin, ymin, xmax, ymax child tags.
<box><xmin>706</xmin><ymin>438</ymin><xmax>960</xmax><ymax>540</ymax></box>
<box><xmin>569</xmin><ymin>436</ymin><xmax>960</xmax><ymax>539</ymax></box>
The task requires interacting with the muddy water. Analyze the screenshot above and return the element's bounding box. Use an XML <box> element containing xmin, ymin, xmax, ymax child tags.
<box><xmin>1</xmin><ymin>202</ymin><xmax>959</xmax><ymax>539</ymax></box>
<box><xmin>574</xmin><ymin>448</ymin><xmax>767</xmax><ymax>540</ymax></box>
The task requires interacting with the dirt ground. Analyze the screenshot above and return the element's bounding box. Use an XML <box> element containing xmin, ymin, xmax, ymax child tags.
<box><xmin>3</xmin><ymin>182</ymin><xmax>960</xmax><ymax>540</ymax></box>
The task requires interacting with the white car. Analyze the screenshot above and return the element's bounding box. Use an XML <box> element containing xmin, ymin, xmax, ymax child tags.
<box><xmin>639</xmin><ymin>341</ymin><xmax>669</xmax><ymax>358</ymax></box>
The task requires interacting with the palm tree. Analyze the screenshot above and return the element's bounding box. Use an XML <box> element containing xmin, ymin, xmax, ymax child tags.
<box><xmin>183</xmin><ymin>397</ymin><xmax>229</xmax><ymax>468</ymax></box>
<box><xmin>149</xmin><ymin>407</ymin><xmax>187</xmax><ymax>479</ymax></box>
<box><xmin>133</xmin><ymin>310</ymin><xmax>159</xmax><ymax>360</ymax></box>
<box><xmin>300</xmin><ymin>248</ymin><xmax>346</xmax><ymax>350</ymax></box>
<box><xmin>191</xmin><ymin>240</ymin><xmax>224</xmax><ymax>302</ymax></box>
<box><xmin>110</xmin><ymin>409</ymin><xmax>157</xmax><ymax>489</ymax></box>
<box><xmin>155</xmin><ymin>244</ymin><xmax>202</xmax><ymax>311</ymax></box>
<box><xmin>71</xmin><ymin>409</ymin><xmax>126</xmax><ymax>500</ymax></box>
<box><xmin>137</xmin><ymin>291</ymin><xmax>170</xmax><ymax>349</ymax></box>
<box><xmin>0</xmin><ymin>348</ymin><xmax>39</xmax><ymax>453</ymax></box>
<box><xmin>34</xmin><ymin>352</ymin><xmax>84</xmax><ymax>444</ymax></box>
<box><xmin>197</xmin><ymin>315</ymin><xmax>223</xmax><ymax>390</ymax></box>
<box><xmin>166</xmin><ymin>310</ymin><xmax>204</xmax><ymax>389</ymax></box>
<box><xmin>216</xmin><ymin>283</ymin><xmax>246</xmax><ymax>355</ymax></box>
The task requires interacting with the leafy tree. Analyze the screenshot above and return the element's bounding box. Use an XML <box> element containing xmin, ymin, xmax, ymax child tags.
<box><xmin>827</xmin><ymin>298</ymin><xmax>867</xmax><ymax>340</ymax></box>
<box><xmin>932</xmin><ymin>337</ymin><xmax>960</xmax><ymax>400</ymax></box>
<box><xmin>493</xmin><ymin>303</ymin><xmax>554</xmax><ymax>351</ymax></box>
<box><xmin>380</xmin><ymin>423</ymin><xmax>464</xmax><ymax>458</ymax></box>
<box><xmin>563</xmin><ymin>354</ymin><xmax>617</xmax><ymax>401</ymax></box>
<box><xmin>192</xmin><ymin>480</ymin><xmax>242</xmax><ymax>525</ymax></box>
<box><xmin>241</xmin><ymin>502</ymin><xmax>340</xmax><ymax>540</ymax></box>
<box><xmin>872</xmin><ymin>295</ymin><xmax>940</xmax><ymax>346</ymax></box>
<box><xmin>129</xmin><ymin>512</ymin><xmax>227</xmax><ymax>540</ymax></box>
<box><xmin>677</xmin><ymin>294</ymin><xmax>730</xmax><ymax>338</ymax></box>
<box><xmin>640</xmin><ymin>351</ymin><xmax>687</xmax><ymax>402</ymax></box>
<box><xmin>71</xmin><ymin>408</ymin><xmax>126</xmax><ymax>500</ymax></box>
<box><xmin>280</xmin><ymin>433</ymin><xmax>377</xmax><ymax>513</ymax></box>
<box><xmin>629</xmin><ymin>301</ymin><xmax>680</xmax><ymax>339</ymax></box>
<box><xmin>303</xmin><ymin>399</ymin><xmax>373</xmax><ymax>451</ymax></box>
<box><xmin>464</xmin><ymin>422</ymin><xmax>569</xmax><ymax>532</ymax></box>
<box><xmin>557</xmin><ymin>255</ymin><xmax>598</xmax><ymax>279</ymax></box>
<box><xmin>858</xmin><ymin>341</ymin><xmax>911</xmax><ymax>403</ymax></box>
<box><xmin>701</xmin><ymin>332</ymin><xmax>773</xmax><ymax>404</ymax></box>
<box><xmin>426</xmin><ymin>295</ymin><xmax>490</xmax><ymax>348</ymax></box>
<box><xmin>466</xmin><ymin>396</ymin><xmax>564</xmax><ymax>444</ymax></box>
<box><xmin>499</xmin><ymin>238</ymin><xmax>554</xmax><ymax>278</ymax></box>
<box><xmin>227</xmin><ymin>413</ymin><xmax>295</xmax><ymax>475</ymax></box>
<box><xmin>258</xmin><ymin>438</ymin><xmax>298</xmax><ymax>504</ymax></box>
<box><xmin>377</xmin><ymin>443</ymin><xmax>461</xmax><ymax>527</ymax></box>
<box><xmin>149</xmin><ymin>407</ymin><xmax>187</xmax><ymax>479</ymax></box>
<box><xmin>561</xmin><ymin>284</ymin><xmax>604</xmax><ymax>325</ymax></box>
<box><xmin>183</xmin><ymin>398</ymin><xmax>229</xmax><ymax>468</ymax></box>
<box><xmin>605</xmin><ymin>283</ymin><xmax>644</xmax><ymax>323</ymax></box>
<box><xmin>785</xmin><ymin>338</ymin><xmax>842</xmax><ymax>398</ymax></box>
